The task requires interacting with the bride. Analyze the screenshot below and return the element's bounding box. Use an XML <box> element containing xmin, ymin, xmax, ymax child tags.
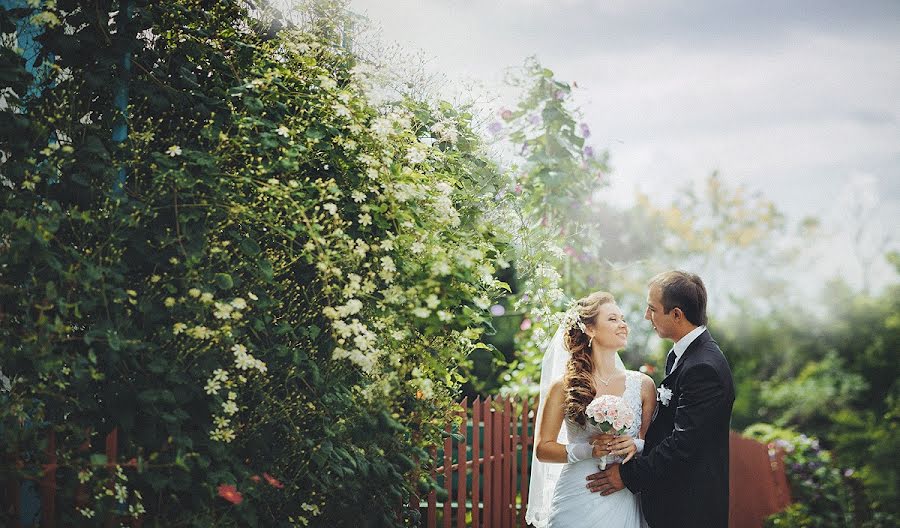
<box><xmin>525</xmin><ymin>291</ymin><xmax>657</xmax><ymax>528</ymax></box>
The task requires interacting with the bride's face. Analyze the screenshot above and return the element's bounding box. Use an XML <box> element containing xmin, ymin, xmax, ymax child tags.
<box><xmin>588</xmin><ymin>302</ymin><xmax>628</xmax><ymax>350</ymax></box>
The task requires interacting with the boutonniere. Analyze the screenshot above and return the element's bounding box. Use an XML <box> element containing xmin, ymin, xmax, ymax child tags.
<box><xmin>657</xmin><ymin>385</ymin><xmax>673</xmax><ymax>406</ymax></box>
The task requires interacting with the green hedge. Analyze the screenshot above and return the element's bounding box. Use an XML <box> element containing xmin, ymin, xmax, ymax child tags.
<box><xmin>0</xmin><ymin>1</ymin><xmax>509</xmax><ymax>526</ymax></box>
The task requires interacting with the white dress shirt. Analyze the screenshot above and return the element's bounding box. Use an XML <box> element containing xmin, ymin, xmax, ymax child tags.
<box><xmin>669</xmin><ymin>325</ymin><xmax>707</xmax><ymax>372</ymax></box>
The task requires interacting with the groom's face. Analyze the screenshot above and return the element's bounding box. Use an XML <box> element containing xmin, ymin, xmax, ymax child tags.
<box><xmin>645</xmin><ymin>286</ymin><xmax>675</xmax><ymax>339</ymax></box>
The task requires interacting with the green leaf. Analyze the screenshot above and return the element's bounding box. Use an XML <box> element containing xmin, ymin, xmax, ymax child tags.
<box><xmin>238</xmin><ymin>237</ymin><xmax>261</xmax><ymax>255</ymax></box>
<box><xmin>214</xmin><ymin>273</ymin><xmax>233</xmax><ymax>290</ymax></box>
<box><xmin>304</xmin><ymin>126</ymin><xmax>325</xmax><ymax>140</ymax></box>
<box><xmin>107</xmin><ymin>330</ymin><xmax>122</xmax><ymax>351</ymax></box>
<box><xmin>45</xmin><ymin>281</ymin><xmax>57</xmax><ymax>299</ymax></box>
<box><xmin>258</xmin><ymin>259</ymin><xmax>274</xmax><ymax>281</ymax></box>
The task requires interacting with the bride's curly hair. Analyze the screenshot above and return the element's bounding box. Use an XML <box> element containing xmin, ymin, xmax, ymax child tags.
<box><xmin>563</xmin><ymin>291</ymin><xmax>616</xmax><ymax>426</ymax></box>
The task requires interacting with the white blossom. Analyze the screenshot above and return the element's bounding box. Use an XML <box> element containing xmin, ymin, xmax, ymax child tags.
<box><xmin>370</xmin><ymin>117</ymin><xmax>392</xmax><ymax>137</ymax></box>
<box><xmin>213</xmin><ymin>302</ymin><xmax>234</xmax><ymax>319</ymax></box>
<box><xmin>334</xmin><ymin>104</ymin><xmax>352</xmax><ymax>118</ymax></box>
<box><xmin>317</xmin><ymin>75</ymin><xmax>337</xmax><ymax>91</ymax></box>
<box><xmin>230</xmin><ymin>297</ymin><xmax>247</xmax><ymax>310</ymax></box>
<box><xmin>425</xmin><ymin>294</ymin><xmax>440</xmax><ymax>309</ymax></box>
<box><xmin>405</xmin><ymin>146</ymin><xmax>427</xmax><ymax>165</ymax></box>
<box><xmin>204</xmin><ymin>378</ymin><xmax>222</xmax><ymax>395</ymax></box>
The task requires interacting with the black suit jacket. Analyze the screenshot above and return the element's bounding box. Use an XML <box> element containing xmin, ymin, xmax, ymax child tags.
<box><xmin>620</xmin><ymin>330</ymin><xmax>735</xmax><ymax>528</ymax></box>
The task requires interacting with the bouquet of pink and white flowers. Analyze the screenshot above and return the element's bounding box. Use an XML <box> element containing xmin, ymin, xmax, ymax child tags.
<box><xmin>585</xmin><ymin>394</ymin><xmax>635</xmax><ymax>469</ymax></box>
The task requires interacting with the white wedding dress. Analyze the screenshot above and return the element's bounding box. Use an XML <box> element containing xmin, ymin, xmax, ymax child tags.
<box><xmin>546</xmin><ymin>370</ymin><xmax>647</xmax><ymax>528</ymax></box>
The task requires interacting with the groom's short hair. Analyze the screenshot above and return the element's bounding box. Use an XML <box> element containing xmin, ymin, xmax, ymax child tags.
<box><xmin>650</xmin><ymin>271</ymin><xmax>708</xmax><ymax>326</ymax></box>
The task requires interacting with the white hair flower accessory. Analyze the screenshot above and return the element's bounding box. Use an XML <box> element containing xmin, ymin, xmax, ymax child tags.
<box><xmin>563</xmin><ymin>305</ymin><xmax>587</xmax><ymax>334</ymax></box>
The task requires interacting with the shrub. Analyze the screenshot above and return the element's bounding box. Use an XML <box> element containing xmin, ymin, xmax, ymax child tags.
<box><xmin>1</xmin><ymin>1</ymin><xmax>509</xmax><ymax>525</ymax></box>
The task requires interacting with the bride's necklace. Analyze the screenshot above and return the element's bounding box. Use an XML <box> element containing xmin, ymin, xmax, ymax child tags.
<box><xmin>595</xmin><ymin>373</ymin><xmax>615</xmax><ymax>386</ymax></box>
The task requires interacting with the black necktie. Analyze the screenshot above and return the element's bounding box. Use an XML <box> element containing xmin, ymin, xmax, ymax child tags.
<box><xmin>665</xmin><ymin>349</ymin><xmax>676</xmax><ymax>375</ymax></box>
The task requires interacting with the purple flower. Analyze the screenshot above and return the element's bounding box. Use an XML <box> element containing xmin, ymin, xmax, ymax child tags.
<box><xmin>579</xmin><ymin>122</ymin><xmax>591</xmax><ymax>138</ymax></box>
<box><xmin>843</xmin><ymin>469</ymin><xmax>854</xmax><ymax>477</ymax></box>
<box><xmin>528</xmin><ymin>114</ymin><xmax>542</xmax><ymax>126</ymax></box>
<box><xmin>554</xmin><ymin>90</ymin><xmax>566</xmax><ymax>100</ymax></box>
<box><xmin>488</xmin><ymin>122</ymin><xmax>503</xmax><ymax>135</ymax></box>
<box><xmin>490</xmin><ymin>304</ymin><xmax>506</xmax><ymax>317</ymax></box>
<box><xmin>583</xmin><ymin>146</ymin><xmax>594</xmax><ymax>159</ymax></box>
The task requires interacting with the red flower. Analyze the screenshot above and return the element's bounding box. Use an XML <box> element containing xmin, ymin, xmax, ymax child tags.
<box><xmin>249</xmin><ymin>474</ymin><xmax>261</xmax><ymax>483</ymax></box>
<box><xmin>263</xmin><ymin>472</ymin><xmax>284</xmax><ymax>489</ymax></box>
<box><xmin>217</xmin><ymin>484</ymin><xmax>243</xmax><ymax>505</ymax></box>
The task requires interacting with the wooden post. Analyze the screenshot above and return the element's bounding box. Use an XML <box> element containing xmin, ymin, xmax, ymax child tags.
<box><xmin>519</xmin><ymin>396</ymin><xmax>533</xmax><ymax>528</ymax></box>
<box><xmin>427</xmin><ymin>446</ymin><xmax>437</xmax><ymax>528</ymax></box>
<box><xmin>105</xmin><ymin>428</ymin><xmax>119</xmax><ymax>528</ymax></box>
<box><xmin>472</xmin><ymin>397</ymin><xmax>481</xmax><ymax>528</ymax></box>
<box><xmin>482</xmin><ymin>397</ymin><xmax>492</xmax><ymax>527</ymax></box>
<box><xmin>500</xmin><ymin>397</ymin><xmax>509</xmax><ymax>528</ymax></box>
<box><xmin>491</xmin><ymin>401</ymin><xmax>501</xmax><ymax>528</ymax></box>
<box><xmin>505</xmin><ymin>397</ymin><xmax>515</xmax><ymax>528</ymax></box>
<box><xmin>40</xmin><ymin>430</ymin><xmax>57</xmax><ymax>528</ymax></box>
<box><xmin>456</xmin><ymin>398</ymin><xmax>467</xmax><ymax>528</ymax></box>
<box><xmin>443</xmin><ymin>422</ymin><xmax>452</xmax><ymax>528</ymax></box>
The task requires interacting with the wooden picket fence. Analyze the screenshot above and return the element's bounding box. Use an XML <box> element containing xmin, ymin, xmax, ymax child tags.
<box><xmin>1</xmin><ymin>428</ymin><xmax>143</xmax><ymax>528</ymax></box>
<box><xmin>4</xmin><ymin>397</ymin><xmax>791</xmax><ymax>528</ymax></box>
<box><xmin>422</xmin><ymin>396</ymin><xmax>793</xmax><ymax>528</ymax></box>
<box><xmin>423</xmin><ymin>395</ymin><xmax>536</xmax><ymax>528</ymax></box>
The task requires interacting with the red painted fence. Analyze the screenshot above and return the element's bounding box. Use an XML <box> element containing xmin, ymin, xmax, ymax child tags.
<box><xmin>423</xmin><ymin>396</ymin><xmax>792</xmax><ymax>528</ymax></box>
<box><xmin>1</xmin><ymin>428</ymin><xmax>143</xmax><ymax>528</ymax></box>
<box><xmin>3</xmin><ymin>399</ymin><xmax>790</xmax><ymax>527</ymax></box>
<box><xmin>424</xmin><ymin>396</ymin><xmax>534</xmax><ymax>528</ymax></box>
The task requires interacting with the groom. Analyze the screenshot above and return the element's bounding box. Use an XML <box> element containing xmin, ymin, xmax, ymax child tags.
<box><xmin>586</xmin><ymin>271</ymin><xmax>735</xmax><ymax>527</ymax></box>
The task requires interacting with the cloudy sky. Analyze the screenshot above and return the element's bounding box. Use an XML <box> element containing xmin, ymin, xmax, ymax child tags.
<box><xmin>348</xmin><ymin>0</ymin><xmax>899</xmax><ymax>291</ymax></box>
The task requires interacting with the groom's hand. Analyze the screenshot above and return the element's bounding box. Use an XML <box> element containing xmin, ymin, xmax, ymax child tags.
<box><xmin>586</xmin><ymin>463</ymin><xmax>625</xmax><ymax>495</ymax></box>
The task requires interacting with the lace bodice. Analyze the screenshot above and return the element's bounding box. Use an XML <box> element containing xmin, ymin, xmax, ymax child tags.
<box><xmin>564</xmin><ymin>370</ymin><xmax>643</xmax><ymax>460</ymax></box>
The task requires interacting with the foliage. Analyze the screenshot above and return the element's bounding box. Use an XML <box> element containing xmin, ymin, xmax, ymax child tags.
<box><xmin>467</xmin><ymin>58</ymin><xmax>613</xmax><ymax>395</ymax></box>
<box><xmin>723</xmin><ymin>273</ymin><xmax>900</xmax><ymax>525</ymax></box>
<box><xmin>0</xmin><ymin>1</ymin><xmax>511</xmax><ymax>525</ymax></box>
<box><xmin>495</xmin><ymin>163</ymin><xmax>806</xmax><ymax>394</ymax></box>
<box><xmin>744</xmin><ymin>424</ymin><xmax>862</xmax><ymax>527</ymax></box>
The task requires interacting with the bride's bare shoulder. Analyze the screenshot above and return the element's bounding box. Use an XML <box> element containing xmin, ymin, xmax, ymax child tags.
<box><xmin>548</xmin><ymin>378</ymin><xmax>566</xmax><ymax>396</ymax></box>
